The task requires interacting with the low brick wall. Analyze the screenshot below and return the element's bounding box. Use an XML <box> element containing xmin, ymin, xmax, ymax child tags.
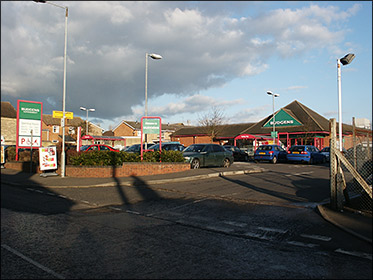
<box><xmin>3</xmin><ymin>161</ymin><xmax>190</xmax><ymax>178</ymax></box>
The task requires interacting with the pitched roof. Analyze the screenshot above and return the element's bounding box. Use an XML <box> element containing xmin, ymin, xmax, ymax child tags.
<box><xmin>1</xmin><ymin>101</ymin><xmax>17</xmax><ymax>118</ymax></box>
<box><xmin>112</xmin><ymin>120</ymin><xmax>187</xmax><ymax>132</ymax></box>
<box><xmin>171</xmin><ymin>123</ymin><xmax>255</xmax><ymax>138</ymax></box>
<box><xmin>242</xmin><ymin>100</ymin><xmax>355</xmax><ymax>135</ymax></box>
<box><xmin>42</xmin><ymin>114</ymin><xmax>85</xmax><ymax>126</ymax></box>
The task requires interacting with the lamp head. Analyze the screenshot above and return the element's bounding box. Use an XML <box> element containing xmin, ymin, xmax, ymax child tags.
<box><xmin>340</xmin><ymin>53</ymin><xmax>355</xmax><ymax>66</ymax></box>
<box><xmin>274</xmin><ymin>93</ymin><xmax>280</xmax><ymax>97</ymax></box>
<box><xmin>80</xmin><ymin>106</ymin><xmax>86</xmax><ymax>111</ymax></box>
<box><xmin>149</xmin><ymin>53</ymin><xmax>162</xmax><ymax>60</ymax></box>
<box><xmin>267</xmin><ymin>91</ymin><xmax>273</xmax><ymax>95</ymax></box>
<box><xmin>89</xmin><ymin>108</ymin><xmax>95</xmax><ymax>112</ymax></box>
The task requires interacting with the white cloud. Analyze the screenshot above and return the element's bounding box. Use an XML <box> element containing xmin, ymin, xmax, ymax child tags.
<box><xmin>1</xmin><ymin>1</ymin><xmax>364</xmax><ymax>129</ymax></box>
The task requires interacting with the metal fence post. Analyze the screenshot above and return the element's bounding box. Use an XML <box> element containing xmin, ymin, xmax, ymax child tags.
<box><xmin>330</xmin><ymin>118</ymin><xmax>338</xmax><ymax>210</ymax></box>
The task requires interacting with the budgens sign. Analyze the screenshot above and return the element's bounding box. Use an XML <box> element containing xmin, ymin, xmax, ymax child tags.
<box><xmin>17</xmin><ymin>100</ymin><xmax>43</xmax><ymax>149</ymax></box>
<box><xmin>263</xmin><ymin>109</ymin><xmax>302</xmax><ymax>128</ymax></box>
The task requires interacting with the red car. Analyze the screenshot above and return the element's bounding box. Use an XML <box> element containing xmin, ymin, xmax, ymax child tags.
<box><xmin>80</xmin><ymin>144</ymin><xmax>119</xmax><ymax>152</ymax></box>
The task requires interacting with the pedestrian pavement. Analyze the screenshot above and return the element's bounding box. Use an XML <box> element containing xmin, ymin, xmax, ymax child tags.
<box><xmin>1</xmin><ymin>163</ymin><xmax>371</xmax><ymax>244</ymax></box>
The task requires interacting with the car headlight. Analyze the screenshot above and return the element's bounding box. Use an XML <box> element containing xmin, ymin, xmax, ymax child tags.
<box><xmin>184</xmin><ymin>156</ymin><xmax>190</xmax><ymax>162</ymax></box>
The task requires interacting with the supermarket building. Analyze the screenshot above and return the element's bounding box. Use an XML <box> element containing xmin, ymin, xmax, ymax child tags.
<box><xmin>171</xmin><ymin>100</ymin><xmax>372</xmax><ymax>154</ymax></box>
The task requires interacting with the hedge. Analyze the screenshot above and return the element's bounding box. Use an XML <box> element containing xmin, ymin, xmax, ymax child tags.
<box><xmin>4</xmin><ymin>146</ymin><xmax>186</xmax><ymax>166</ymax></box>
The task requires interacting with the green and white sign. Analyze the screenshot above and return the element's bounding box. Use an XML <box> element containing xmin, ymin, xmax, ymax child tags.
<box><xmin>17</xmin><ymin>100</ymin><xmax>43</xmax><ymax>148</ymax></box>
<box><xmin>263</xmin><ymin>109</ymin><xmax>302</xmax><ymax>128</ymax></box>
<box><xmin>19</xmin><ymin>101</ymin><xmax>42</xmax><ymax>120</ymax></box>
<box><xmin>143</xmin><ymin>118</ymin><xmax>160</xmax><ymax>134</ymax></box>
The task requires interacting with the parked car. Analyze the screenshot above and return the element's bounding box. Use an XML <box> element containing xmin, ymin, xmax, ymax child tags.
<box><xmin>223</xmin><ymin>145</ymin><xmax>248</xmax><ymax>162</ymax></box>
<box><xmin>148</xmin><ymin>142</ymin><xmax>185</xmax><ymax>152</ymax></box>
<box><xmin>123</xmin><ymin>143</ymin><xmax>148</xmax><ymax>153</ymax></box>
<box><xmin>320</xmin><ymin>146</ymin><xmax>330</xmax><ymax>162</ymax></box>
<box><xmin>286</xmin><ymin>145</ymin><xmax>326</xmax><ymax>164</ymax></box>
<box><xmin>80</xmin><ymin>144</ymin><xmax>119</xmax><ymax>152</ymax></box>
<box><xmin>254</xmin><ymin>145</ymin><xmax>287</xmax><ymax>164</ymax></box>
<box><xmin>183</xmin><ymin>144</ymin><xmax>234</xmax><ymax>169</ymax></box>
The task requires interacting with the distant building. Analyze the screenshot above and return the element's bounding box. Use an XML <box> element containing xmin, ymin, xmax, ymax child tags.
<box><xmin>355</xmin><ymin>118</ymin><xmax>371</xmax><ymax>129</ymax></box>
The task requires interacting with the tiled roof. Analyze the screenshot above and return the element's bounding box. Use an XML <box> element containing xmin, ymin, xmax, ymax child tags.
<box><xmin>1</xmin><ymin>102</ymin><xmax>17</xmax><ymax>118</ymax></box>
<box><xmin>171</xmin><ymin>123</ymin><xmax>255</xmax><ymax>138</ymax></box>
<box><xmin>112</xmin><ymin>120</ymin><xmax>187</xmax><ymax>132</ymax></box>
<box><xmin>241</xmin><ymin>100</ymin><xmax>355</xmax><ymax>134</ymax></box>
<box><xmin>42</xmin><ymin>114</ymin><xmax>85</xmax><ymax>126</ymax></box>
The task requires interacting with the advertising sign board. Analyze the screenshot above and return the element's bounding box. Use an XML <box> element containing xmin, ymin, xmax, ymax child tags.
<box><xmin>142</xmin><ymin>118</ymin><xmax>160</xmax><ymax>134</ymax></box>
<box><xmin>39</xmin><ymin>146</ymin><xmax>58</xmax><ymax>171</ymax></box>
<box><xmin>140</xmin><ymin>116</ymin><xmax>162</xmax><ymax>160</ymax></box>
<box><xmin>53</xmin><ymin>111</ymin><xmax>73</xmax><ymax>119</ymax></box>
<box><xmin>16</xmin><ymin>100</ymin><xmax>43</xmax><ymax>160</ymax></box>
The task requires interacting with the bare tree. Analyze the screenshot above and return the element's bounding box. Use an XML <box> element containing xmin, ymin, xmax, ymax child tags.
<box><xmin>198</xmin><ymin>106</ymin><xmax>226</xmax><ymax>141</ymax></box>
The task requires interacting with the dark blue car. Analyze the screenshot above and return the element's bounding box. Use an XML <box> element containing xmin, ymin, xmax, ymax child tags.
<box><xmin>254</xmin><ymin>145</ymin><xmax>287</xmax><ymax>164</ymax></box>
<box><xmin>286</xmin><ymin>145</ymin><xmax>326</xmax><ymax>164</ymax></box>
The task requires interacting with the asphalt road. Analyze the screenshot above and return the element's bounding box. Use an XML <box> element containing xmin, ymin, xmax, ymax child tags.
<box><xmin>1</xmin><ymin>162</ymin><xmax>372</xmax><ymax>279</ymax></box>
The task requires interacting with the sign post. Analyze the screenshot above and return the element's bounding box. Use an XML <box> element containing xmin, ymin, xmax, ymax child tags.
<box><xmin>140</xmin><ymin>117</ymin><xmax>162</xmax><ymax>161</ymax></box>
<box><xmin>16</xmin><ymin>100</ymin><xmax>43</xmax><ymax>161</ymax></box>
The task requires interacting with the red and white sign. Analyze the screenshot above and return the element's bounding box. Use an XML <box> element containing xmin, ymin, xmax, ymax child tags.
<box><xmin>39</xmin><ymin>146</ymin><xmax>57</xmax><ymax>171</ymax></box>
<box><xmin>18</xmin><ymin>136</ymin><xmax>41</xmax><ymax>147</ymax></box>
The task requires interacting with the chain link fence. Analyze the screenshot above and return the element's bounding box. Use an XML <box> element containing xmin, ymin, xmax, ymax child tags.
<box><xmin>342</xmin><ymin>131</ymin><xmax>372</xmax><ymax>214</ymax></box>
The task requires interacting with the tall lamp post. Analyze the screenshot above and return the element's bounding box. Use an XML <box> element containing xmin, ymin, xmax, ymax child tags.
<box><xmin>34</xmin><ymin>0</ymin><xmax>68</xmax><ymax>177</ymax></box>
<box><xmin>80</xmin><ymin>107</ymin><xmax>95</xmax><ymax>136</ymax></box>
<box><xmin>144</xmin><ymin>52</ymin><xmax>162</xmax><ymax>148</ymax></box>
<box><xmin>267</xmin><ymin>91</ymin><xmax>280</xmax><ymax>144</ymax></box>
<box><xmin>337</xmin><ymin>53</ymin><xmax>355</xmax><ymax>151</ymax></box>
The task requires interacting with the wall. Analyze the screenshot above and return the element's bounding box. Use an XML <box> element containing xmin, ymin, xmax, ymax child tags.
<box><xmin>4</xmin><ymin>161</ymin><xmax>190</xmax><ymax>178</ymax></box>
<box><xmin>1</xmin><ymin>117</ymin><xmax>17</xmax><ymax>145</ymax></box>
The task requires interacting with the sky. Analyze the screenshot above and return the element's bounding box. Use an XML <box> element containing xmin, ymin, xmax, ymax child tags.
<box><xmin>1</xmin><ymin>1</ymin><xmax>372</xmax><ymax>131</ymax></box>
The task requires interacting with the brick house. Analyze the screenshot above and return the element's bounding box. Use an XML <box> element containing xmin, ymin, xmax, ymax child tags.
<box><xmin>42</xmin><ymin>114</ymin><xmax>103</xmax><ymax>147</ymax></box>
<box><xmin>1</xmin><ymin>101</ymin><xmax>17</xmax><ymax>146</ymax></box>
<box><xmin>109</xmin><ymin>120</ymin><xmax>186</xmax><ymax>147</ymax></box>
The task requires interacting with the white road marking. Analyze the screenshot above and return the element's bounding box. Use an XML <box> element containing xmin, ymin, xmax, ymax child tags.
<box><xmin>286</xmin><ymin>241</ymin><xmax>319</xmax><ymax>248</ymax></box>
<box><xmin>285</xmin><ymin>171</ymin><xmax>314</xmax><ymax>177</ymax></box>
<box><xmin>1</xmin><ymin>244</ymin><xmax>65</xmax><ymax>279</ymax></box>
<box><xmin>126</xmin><ymin>210</ymin><xmax>140</xmax><ymax>215</ymax></box>
<box><xmin>244</xmin><ymin>231</ymin><xmax>273</xmax><ymax>240</ymax></box>
<box><xmin>335</xmin><ymin>248</ymin><xmax>372</xmax><ymax>260</ymax></box>
<box><xmin>222</xmin><ymin>221</ymin><xmax>247</xmax><ymax>227</ymax></box>
<box><xmin>300</xmin><ymin>234</ymin><xmax>332</xmax><ymax>242</ymax></box>
<box><xmin>256</xmin><ymin>227</ymin><xmax>288</xmax><ymax>234</ymax></box>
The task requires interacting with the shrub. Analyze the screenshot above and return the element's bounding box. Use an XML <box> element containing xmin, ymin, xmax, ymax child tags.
<box><xmin>68</xmin><ymin>150</ymin><xmax>185</xmax><ymax>166</ymax></box>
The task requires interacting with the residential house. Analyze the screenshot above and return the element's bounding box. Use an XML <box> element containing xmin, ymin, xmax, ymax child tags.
<box><xmin>1</xmin><ymin>101</ymin><xmax>17</xmax><ymax>146</ymax></box>
<box><xmin>42</xmin><ymin>114</ymin><xmax>103</xmax><ymax>147</ymax></box>
<box><xmin>108</xmin><ymin>120</ymin><xmax>187</xmax><ymax>147</ymax></box>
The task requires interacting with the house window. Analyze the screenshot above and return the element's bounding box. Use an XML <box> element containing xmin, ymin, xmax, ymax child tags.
<box><xmin>53</xmin><ymin>126</ymin><xmax>59</xmax><ymax>133</ymax></box>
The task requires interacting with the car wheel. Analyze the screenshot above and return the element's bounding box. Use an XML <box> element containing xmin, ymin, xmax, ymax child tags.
<box><xmin>271</xmin><ymin>156</ymin><xmax>277</xmax><ymax>164</ymax></box>
<box><xmin>309</xmin><ymin>157</ymin><xmax>314</xmax><ymax>165</ymax></box>
<box><xmin>191</xmin><ymin>159</ymin><xmax>200</xmax><ymax>169</ymax></box>
<box><xmin>223</xmin><ymin>158</ymin><xmax>231</xmax><ymax>168</ymax></box>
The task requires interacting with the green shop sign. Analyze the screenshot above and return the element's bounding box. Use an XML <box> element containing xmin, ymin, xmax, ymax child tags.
<box><xmin>19</xmin><ymin>101</ymin><xmax>42</xmax><ymax>120</ymax></box>
<box><xmin>142</xmin><ymin>118</ymin><xmax>160</xmax><ymax>134</ymax></box>
<box><xmin>263</xmin><ymin>109</ymin><xmax>302</xmax><ymax>128</ymax></box>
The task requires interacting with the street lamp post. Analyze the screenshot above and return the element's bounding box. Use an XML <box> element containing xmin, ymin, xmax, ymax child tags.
<box><xmin>34</xmin><ymin>0</ymin><xmax>68</xmax><ymax>177</ymax></box>
<box><xmin>80</xmin><ymin>107</ymin><xmax>95</xmax><ymax>136</ymax></box>
<box><xmin>337</xmin><ymin>53</ymin><xmax>355</xmax><ymax>151</ymax></box>
<box><xmin>267</xmin><ymin>91</ymin><xmax>280</xmax><ymax>144</ymax></box>
<box><xmin>144</xmin><ymin>52</ymin><xmax>162</xmax><ymax>148</ymax></box>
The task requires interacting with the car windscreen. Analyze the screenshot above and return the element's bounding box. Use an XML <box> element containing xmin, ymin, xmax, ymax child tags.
<box><xmin>184</xmin><ymin>145</ymin><xmax>206</xmax><ymax>153</ymax></box>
